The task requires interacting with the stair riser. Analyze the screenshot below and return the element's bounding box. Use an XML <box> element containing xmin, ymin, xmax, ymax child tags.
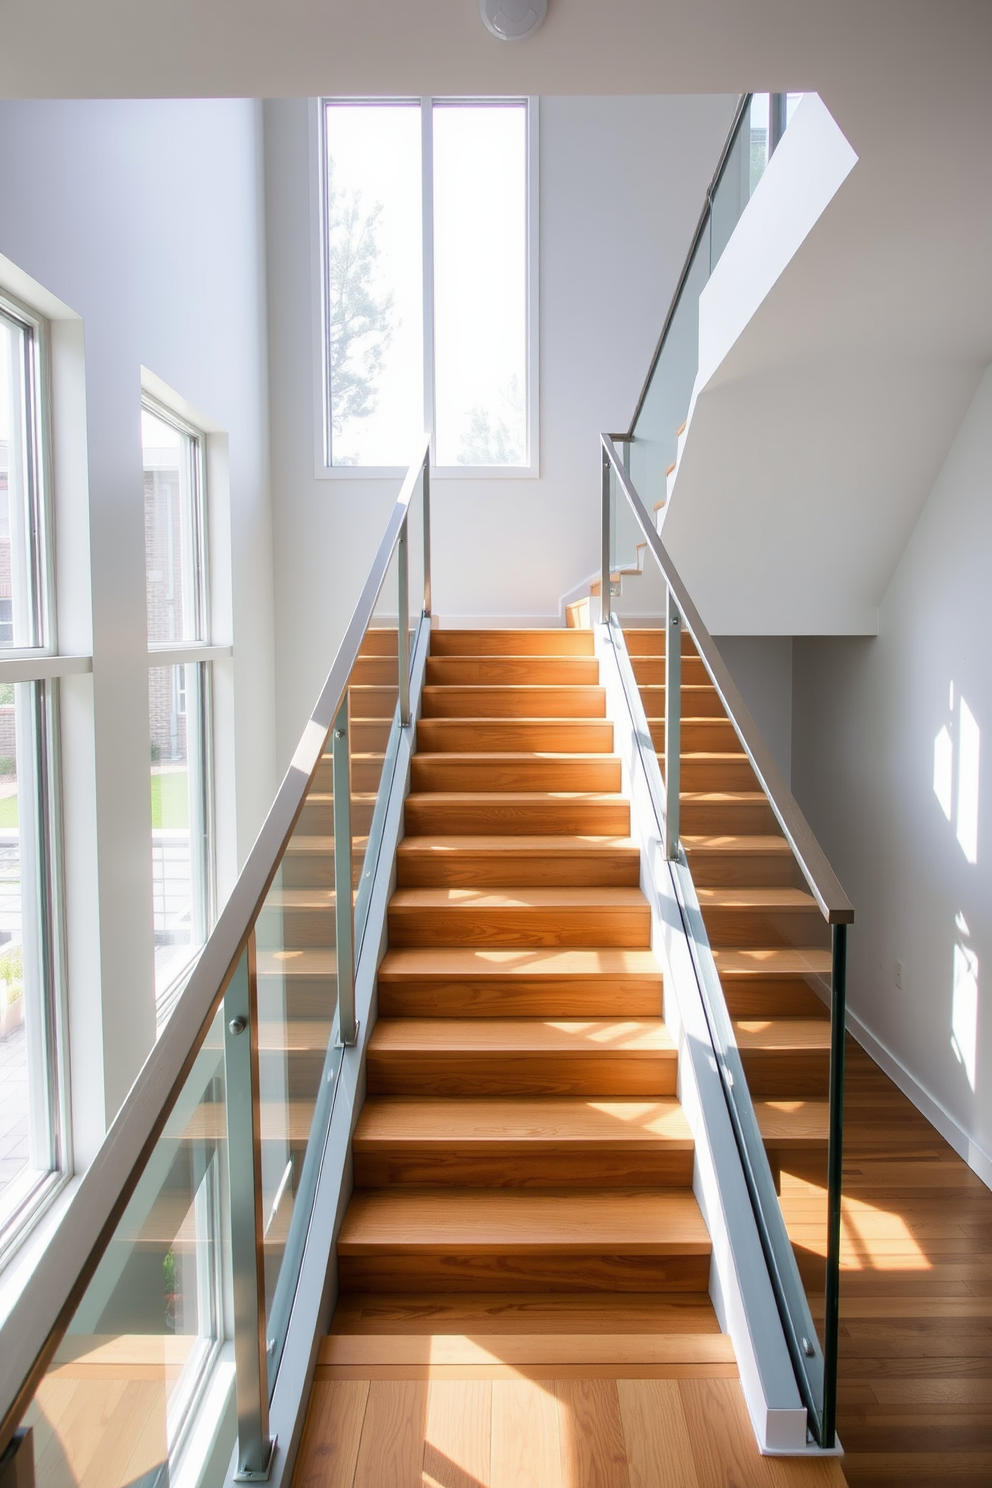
<box><xmin>367</xmin><ymin>1055</ymin><xmax>677</xmax><ymax>1098</ymax></box>
<box><xmin>649</xmin><ymin>721</ymin><xmax>740</xmax><ymax>752</ymax></box>
<box><xmin>300</xmin><ymin>798</ymin><xmax>375</xmax><ymax>835</ymax></box>
<box><xmin>700</xmin><ymin>910</ymin><xmax>830</xmax><ymax>950</ymax></box>
<box><xmin>410</xmin><ymin>757</ymin><xmax>622</xmax><ymax>792</ymax></box>
<box><xmin>352</xmin><ymin>1150</ymin><xmax>695</xmax><ymax>1189</ymax></box>
<box><xmin>675</xmin><ymin>760</ymin><xmax>759</xmax><ymax>792</ymax></box>
<box><xmin>350</xmin><ymin>686</ymin><xmax>401</xmax><ymax>720</ymax></box>
<box><xmin>376</xmin><ymin>981</ymin><xmax>662</xmax><ymax>1018</ymax></box>
<box><xmin>630</xmin><ymin>657</ymin><xmax>710</xmax><ymax>687</ymax></box>
<box><xmin>416</xmin><ymin>719</ymin><xmax>615</xmax><ymax>753</ymax></box>
<box><xmin>258</xmin><ymin>974</ymin><xmax>337</xmax><ymax>1021</ymax></box>
<box><xmin>357</xmin><ymin>630</ymin><xmax>399</xmax><ymax>657</ymax></box>
<box><xmin>350</xmin><ymin>656</ymin><xmax>402</xmax><ymax>686</ymax></box>
<box><xmin>620</xmin><ymin>632</ymin><xmax>698</xmax><ymax>659</ymax></box>
<box><xmin>721</xmin><ymin>978</ymin><xmax>827</xmax><ymax>1017</ymax></box>
<box><xmin>386</xmin><ymin>906</ymin><xmax>651</xmax><ymax>949</ymax></box>
<box><xmin>351</xmin><ymin>720</ymin><xmax>394</xmax><ymax>754</ymax></box>
<box><xmin>338</xmin><ymin>1253</ymin><xmax>710</xmax><ymax>1294</ymax></box>
<box><xmin>281</xmin><ymin>853</ymin><xmax>364</xmax><ymax>890</ymax></box>
<box><xmin>679</xmin><ymin>799</ymin><xmax>779</xmax><ymax>834</ymax></box>
<box><xmin>256</xmin><ymin>910</ymin><xmax>337</xmax><ymax>950</ymax></box>
<box><xmin>259</xmin><ymin>1051</ymin><xmax>325</xmax><ymax>1100</ymax></box>
<box><xmin>421</xmin><ymin>687</ymin><xmax>607</xmax><ymax>719</ymax></box>
<box><xmin>313</xmin><ymin>757</ymin><xmax>387</xmax><ymax>794</ymax></box>
<box><xmin>404</xmin><ymin>798</ymin><xmax>630</xmax><ymax>836</ymax></box>
<box><xmin>738</xmin><ymin>1051</ymin><xmax>830</xmax><ymax>1098</ymax></box>
<box><xmin>685</xmin><ymin>853</ymin><xmax>802</xmax><ymax>890</ymax></box>
<box><xmin>396</xmin><ymin>850</ymin><xmax>640</xmax><ymax>889</ymax></box>
<box><xmin>638</xmin><ymin>687</ymin><xmax>725</xmax><ymax>719</ymax></box>
<box><xmin>426</xmin><ymin>657</ymin><xmax>601</xmax><ymax>687</ymax></box>
<box><xmin>430</xmin><ymin>631</ymin><xmax>595</xmax><ymax>657</ymax></box>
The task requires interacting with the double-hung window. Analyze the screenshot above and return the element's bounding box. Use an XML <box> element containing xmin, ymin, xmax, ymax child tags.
<box><xmin>142</xmin><ymin>401</ymin><xmax>214</xmax><ymax>1015</ymax></box>
<box><xmin>321</xmin><ymin>97</ymin><xmax>538</xmax><ymax>473</ymax></box>
<box><xmin>0</xmin><ymin>295</ymin><xmax>69</xmax><ymax>1264</ymax></box>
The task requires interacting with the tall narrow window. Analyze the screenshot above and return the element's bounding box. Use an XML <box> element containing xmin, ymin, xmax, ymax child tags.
<box><xmin>142</xmin><ymin>402</ymin><xmax>213</xmax><ymax>1012</ymax></box>
<box><xmin>323</xmin><ymin>97</ymin><xmax>536</xmax><ymax>473</ymax></box>
<box><xmin>0</xmin><ymin>299</ymin><xmax>68</xmax><ymax>1264</ymax></box>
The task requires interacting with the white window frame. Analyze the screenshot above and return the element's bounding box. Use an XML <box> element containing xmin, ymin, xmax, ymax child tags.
<box><xmin>312</xmin><ymin>95</ymin><xmax>540</xmax><ymax>480</ymax></box>
<box><xmin>141</xmin><ymin>394</ymin><xmax>218</xmax><ymax>1021</ymax></box>
<box><xmin>0</xmin><ymin>288</ymin><xmax>72</xmax><ymax>1270</ymax></box>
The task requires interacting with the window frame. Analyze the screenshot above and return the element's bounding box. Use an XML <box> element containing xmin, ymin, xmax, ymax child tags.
<box><xmin>314</xmin><ymin>95</ymin><xmax>540</xmax><ymax>480</ymax></box>
<box><xmin>141</xmin><ymin>395</ymin><xmax>216</xmax><ymax>1020</ymax></box>
<box><xmin>0</xmin><ymin>291</ymin><xmax>72</xmax><ymax>1270</ymax></box>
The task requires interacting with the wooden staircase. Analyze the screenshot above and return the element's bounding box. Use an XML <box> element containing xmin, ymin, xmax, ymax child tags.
<box><xmin>624</xmin><ymin>628</ymin><xmax>833</xmax><ymax>1190</ymax></box>
<box><xmin>328</xmin><ymin>627</ymin><xmax>726</xmax><ymax>1369</ymax></box>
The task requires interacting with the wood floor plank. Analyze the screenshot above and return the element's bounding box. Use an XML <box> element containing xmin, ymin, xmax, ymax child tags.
<box><xmin>351</xmin><ymin>1379</ymin><xmax>429</xmax><ymax>1488</ymax></box>
<box><xmin>491</xmin><ymin>1377</ymin><xmax>563</xmax><ymax>1488</ymax></box>
<box><xmin>617</xmin><ymin>1379</ymin><xmax>701</xmax><ymax>1488</ymax></box>
<box><xmin>293</xmin><ymin>1379</ymin><xmax>369</xmax><ymax>1488</ymax></box>
<box><xmin>556</xmin><ymin>1378</ymin><xmax>630</xmax><ymax>1487</ymax></box>
<box><xmin>423</xmin><ymin>1379</ymin><xmax>491</xmax><ymax>1488</ymax></box>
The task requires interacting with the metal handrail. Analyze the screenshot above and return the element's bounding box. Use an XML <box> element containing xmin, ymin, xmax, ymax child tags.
<box><xmin>602</xmin><ymin>434</ymin><xmax>852</xmax><ymax>923</ymax></box>
<box><xmin>0</xmin><ymin>433</ymin><xmax>432</xmax><ymax>1460</ymax></box>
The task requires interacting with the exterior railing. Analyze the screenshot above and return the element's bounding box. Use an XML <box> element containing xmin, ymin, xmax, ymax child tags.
<box><xmin>0</xmin><ymin>436</ymin><xmax>432</xmax><ymax>1485</ymax></box>
<box><xmin>601</xmin><ymin>432</ymin><xmax>852</xmax><ymax>1446</ymax></box>
<box><xmin>626</xmin><ymin>92</ymin><xmax>800</xmax><ymax>511</ymax></box>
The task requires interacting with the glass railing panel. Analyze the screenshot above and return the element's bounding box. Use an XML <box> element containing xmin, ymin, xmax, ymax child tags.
<box><xmin>18</xmin><ymin>1006</ymin><xmax>234</xmax><ymax>1486</ymax></box>
<box><xmin>628</xmin><ymin>230</ymin><xmax>709</xmax><ymax>511</ymax></box>
<box><xmin>406</xmin><ymin>466</ymin><xmax>427</xmax><ymax>674</ymax></box>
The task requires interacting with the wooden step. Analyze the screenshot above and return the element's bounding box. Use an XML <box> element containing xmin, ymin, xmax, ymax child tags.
<box><xmin>348</xmin><ymin>684</ymin><xmax>401</xmax><ymax>720</ymax></box>
<box><xmin>299</xmin><ymin>791</ymin><xmax>377</xmax><ymax>836</ymax></box>
<box><xmin>713</xmin><ymin>947</ymin><xmax>833</xmax><ymax>980</ymax></box>
<box><xmin>396</xmin><ymin>835</ymin><xmax>641</xmax><ymax>888</ymax></box>
<box><xmin>349</xmin><ymin>655</ymin><xmax>401</xmax><ymax>686</ymax></box>
<box><xmin>357</xmin><ymin>629</ymin><xmax>399</xmax><ymax>656</ymax></box>
<box><xmin>367</xmin><ymin>1018</ymin><xmax>677</xmax><ymax>1097</ymax></box>
<box><xmin>695</xmin><ymin>886</ymin><xmax>828</xmax><ymax>950</ymax></box>
<box><xmin>377</xmin><ymin>947</ymin><xmax>663</xmax><ymax>1017</ymax></box>
<box><xmin>648</xmin><ymin>718</ymin><xmax>741</xmax><ymax>752</ymax></box>
<box><xmin>256</xmin><ymin>888</ymin><xmax>338</xmax><ymax>949</ymax></box>
<box><xmin>410</xmin><ymin>752</ymin><xmax>622</xmax><ymax>793</ymax></box>
<box><xmin>256</xmin><ymin>948</ymin><xmax>338</xmax><ymax>1018</ymax></box>
<box><xmin>337</xmin><ymin>1187</ymin><xmax>711</xmax><ymax>1293</ymax></box>
<box><xmin>678</xmin><ymin>791</ymin><xmax>779</xmax><ymax>835</ymax></box>
<box><xmin>683</xmin><ymin>834</ymin><xmax>801</xmax><ymax>889</ymax></box>
<box><xmin>421</xmin><ymin>686</ymin><xmax>606</xmax><ymax>719</ymax></box>
<box><xmin>721</xmin><ymin>976</ymin><xmax>827</xmax><ymax>1018</ymax></box>
<box><xmin>631</xmin><ymin>655</ymin><xmax>710</xmax><ymax>687</ymax></box>
<box><xmin>669</xmin><ymin>753</ymin><xmax>758</xmax><ymax>792</ymax></box>
<box><xmin>329</xmin><ymin>1290</ymin><xmax>721</xmax><ymax>1336</ymax></box>
<box><xmin>426</xmin><ymin>656</ymin><xmax>601</xmax><ymax>686</ymax></box>
<box><xmin>404</xmin><ymin>791</ymin><xmax>630</xmax><ymax>836</ymax></box>
<box><xmin>316</xmin><ymin>1329</ymin><xmax>734</xmax><ymax>1370</ymax></box>
<box><xmin>639</xmin><ymin>685</ymin><xmax>724</xmax><ymax>718</ymax></box>
<box><xmin>430</xmin><ymin>629</ymin><xmax>594</xmax><ymax>656</ymax></box>
<box><xmin>386</xmin><ymin>887</ymin><xmax>651</xmax><ymax>949</ymax></box>
<box><xmin>281</xmin><ymin>833</ymin><xmax>368</xmax><ymax>888</ymax></box>
<box><xmin>733</xmin><ymin>1018</ymin><xmax>831</xmax><ymax>1097</ymax></box>
<box><xmin>256</xmin><ymin>1017</ymin><xmax>333</xmax><ymax>1097</ymax></box>
<box><xmin>313</xmin><ymin>751</ymin><xmax>387</xmax><ymax>793</ymax></box>
<box><xmin>416</xmin><ymin>717</ymin><xmax>614</xmax><ymax>754</ymax></box>
<box><xmin>353</xmin><ymin>1097</ymin><xmax>694</xmax><ymax>1188</ymax></box>
<box><xmin>622</xmin><ymin>630</ymin><xmax>697</xmax><ymax>658</ymax></box>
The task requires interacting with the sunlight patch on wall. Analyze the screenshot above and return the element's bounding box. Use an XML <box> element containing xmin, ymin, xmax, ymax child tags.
<box><xmin>951</xmin><ymin>911</ymin><xmax>979</xmax><ymax>1092</ymax></box>
<box><xmin>933</xmin><ymin>683</ymin><xmax>981</xmax><ymax>863</ymax></box>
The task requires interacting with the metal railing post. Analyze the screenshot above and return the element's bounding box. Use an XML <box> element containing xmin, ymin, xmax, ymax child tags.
<box><xmin>664</xmin><ymin>586</ymin><xmax>681</xmax><ymax>859</ymax></box>
<box><xmin>398</xmin><ymin>516</ymin><xmax>411</xmax><ymax>726</ymax></box>
<box><xmin>422</xmin><ymin>454</ymin><xmax>432</xmax><ymax>618</ymax></box>
<box><xmin>332</xmin><ymin>696</ymin><xmax>357</xmax><ymax>1047</ymax></box>
<box><xmin>601</xmin><ymin>445</ymin><xmax>612</xmax><ymax>622</ymax></box>
<box><xmin>224</xmin><ymin>940</ymin><xmax>274</xmax><ymax>1481</ymax></box>
<box><xmin>821</xmin><ymin>921</ymin><xmax>847</xmax><ymax>1446</ymax></box>
<box><xmin>769</xmin><ymin>92</ymin><xmax>788</xmax><ymax>156</ymax></box>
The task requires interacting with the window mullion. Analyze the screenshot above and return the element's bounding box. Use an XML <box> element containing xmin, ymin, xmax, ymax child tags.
<box><xmin>421</xmin><ymin>97</ymin><xmax>436</xmax><ymax>459</ymax></box>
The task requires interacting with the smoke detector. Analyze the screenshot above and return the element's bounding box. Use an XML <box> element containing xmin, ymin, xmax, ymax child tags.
<box><xmin>479</xmin><ymin>0</ymin><xmax>547</xmax><ymax>42</ymax></box>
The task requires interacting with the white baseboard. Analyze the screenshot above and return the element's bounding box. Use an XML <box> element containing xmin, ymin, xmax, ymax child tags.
<box><xmin>847</xmin><ymin>1007</ymin><xmax>992</xmax><ymax>1192</ymax></box>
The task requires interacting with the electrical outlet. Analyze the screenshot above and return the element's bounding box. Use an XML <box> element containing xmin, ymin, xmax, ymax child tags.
<box><xmin>895</xmin><ymin>960</ymin><xmax>904</xmax><ymax>990</ymax></box>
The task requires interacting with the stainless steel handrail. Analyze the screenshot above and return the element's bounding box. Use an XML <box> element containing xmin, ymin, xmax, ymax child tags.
<box><xmin>601</xmin><ymin>434</ymin><xmax>853</xmax><ymax>925</ymax></box>
<box><xmin>0</xmin><ymin>433</ymin><xmax>432</xmax><ymax>1460</ymax></box>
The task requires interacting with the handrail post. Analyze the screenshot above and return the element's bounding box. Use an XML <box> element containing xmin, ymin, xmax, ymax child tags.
<box><xmin>332</xmin><ymin>696</ymin><xmax>357</xmax><ymax>1047</ymax></box>
<box><xmin>821</xmin><ymin>921</ymin><xmax>847</xmax><ymax>1445</ymax></box>
<box><xmin>422</xmin><ymin>450</ymin><xmax>432</xmax><ymax>618</ymax></box>
<box><xmin>769</xmin><ymin>92</ymin><xmax>788</xmax><ymax>156</ymax></box>
<box><xmin>664</xmin><ymin>586</ymin><xmax>681</xmax><ymax>858</ymax></box>
<box><xmin>398</xmin><ymin>515</ymin><xmax>411</xmax><ymax>726</ymax></box>
<box><xmin>601</xmin><ymin>445</ymin><xmax>611</xmax><ymax>623</ymax></box>
<box><xmin>224</xmin><ymin>939</ymin><xmax>274</xmax><ymax>1481</ymax></box>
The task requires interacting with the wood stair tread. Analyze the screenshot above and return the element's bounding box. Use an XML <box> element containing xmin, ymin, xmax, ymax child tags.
<box><xmin>712</xmin><ymin>947</ymin><xmax>832</xmax><ymax>976</ymax></box>
<box><xmin>369</xmin><ymin>1018</ymin><xmax>675</xmax><ymax>1057</ymax></box>
<box><xmin>753</xmin><ymin>1099</ymin><xmax>829</xmax><ymax>1144</ymax></box>
<box><xmin>378</xmin><ymin>947</ymin><xmax>663</xmax><ymax>980</ymax></box>
<box><xmin>683</xmin><ymin>835</ymin><xmax>793</xmax><ymax>855</ymax></box>
<box><xmin>696</xmin><ymin>887</ymin><xmax>819</xmax><ymax>911</ymax></box>
<box><xmin>317</xmin><ymin>1332</ymin><xmax>734</xmax><ymax>1366</ymax></box>
<box><xmin>389</xmin><ymin>887</ymin><xmax>649</xmax><ymax>910</ymax></box>
<box><xmin>330</xmin><ymin>1291</ymin><xmax>720</xmax><ymax>1334</ymax></box>
<box><xmin>354</xmin><ymin>1097</ymin><xmax>693</xmax><ymax>1149</ymax></box>
<box><xmin>397</xmin><ymin>834</ymin><xmax>639</xmax><ymax>856</ymax></box>
<box><xmin>733</xmin><ymin>1019</ymin><xmax>831</xmax><ymax>1052</ymax></box>
<box><xmin>338</xmin><ymin>1188</ymin><xmax>710</xmax><ymax>1255</ymax></box>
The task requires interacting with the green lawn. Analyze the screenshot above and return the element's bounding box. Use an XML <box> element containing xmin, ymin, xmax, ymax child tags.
<box><xmin>151</xmin><ymin>770</ymin><xmax>189</xmax><ymax>829</ymax></box>
<box><xmin>0</xmin><ymin>794</ymin><xmax>17</xmax><ymax>828</ymax></box>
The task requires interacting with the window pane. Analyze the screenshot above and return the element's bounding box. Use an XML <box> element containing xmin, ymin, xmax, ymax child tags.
<box><xmin>326</xmin><ymin>103</ymin><xmax>424</xmax><ymax>467</ymax></box>
<box><xmin>150</xmin><ymin>663</ymin><xmax>209</xmax><ymax>1006</ymax></box>
<box><xmin>0</xmin><ymin>310</ymin><xmax>42</xmax><ymax>649</ymax></box>
<box><xmin>143</xmin><ymin>408</ymin><xmax>203</xmax><ymax>645</ymax></box>
<box><xmin>433</xmin><ymin>102</ymin><xmax>528</xmax><ymax>467</ymax></box>
<box><xmin>0</xmin><ymin>682</ymin><xmax>60</xmax><ymax>1245</ymax></box>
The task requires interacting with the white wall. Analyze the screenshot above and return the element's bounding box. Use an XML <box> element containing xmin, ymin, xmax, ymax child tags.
<box><xmin>715</xmin><ymin>636</ymin><xmax>793</xmax><ymax>783</ymax></box>
<box><xmin>0</xmin><ymin>100</ymin><xmax>276</xmax><ymax>1142</ymax></box>
<box><xmin>792</xmin><ymin>365</ymin><xmax>992</xmax><ymax>1187</ymax></box>
<box><xmin>264</xmin><ymin>93</ymin><xmax>737</xmax><ymax>765</ymax></box>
